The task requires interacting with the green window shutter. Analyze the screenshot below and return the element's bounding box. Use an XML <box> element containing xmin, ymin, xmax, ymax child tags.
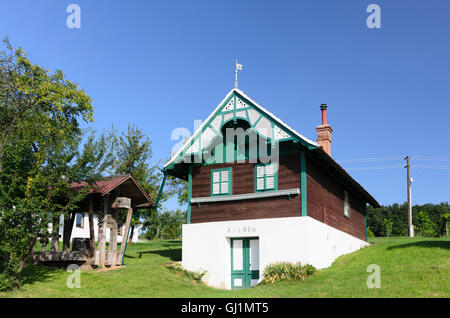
<box><xmin>255</xmin><ymin>165</ymin><xmax>265</xmax><ymax>191</ymax></box>
<box><xmin>212</xmin><ymin>171</ymin><xmax>221</xmax><ymax>195</ymax></box>
<box><xmin>211</xmin><ymin>168</ymin><xmax>232</xmax><ymax>196</ymax></box>
<box><xmin>255</xmin><ymin>163</ymin><xmax>278</xmax><ymax>192</ymax></box>
<box><xmin>265</xmin><ymin>163</ymin><xmax>275</xmax><ymax>190</ymax></box>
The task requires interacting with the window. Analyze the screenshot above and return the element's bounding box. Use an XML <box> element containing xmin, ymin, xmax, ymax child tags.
<box><xmin>75</xmin><ymin>213</ymin><xmax>84</xmax><ymax>228</ymax></box>
<box><xmin>211</xmin><ymin>168</ymin><xmax>232</xmax><ymax>195</ymax></box>
<box><xmin>255</xmin><ymin>163</ymin><xmax>277</xmax><ymax>191</ymax></box>
<box><xmin>344</xmin><ymin>190</ymin><xmax>350</xmax><ymax>218</ymax></box>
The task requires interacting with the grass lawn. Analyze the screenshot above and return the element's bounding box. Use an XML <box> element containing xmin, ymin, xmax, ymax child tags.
<box><xmin>1</xmin><ymin>236</ymin><xmax>449</xmax><ymax>298</ymax></box>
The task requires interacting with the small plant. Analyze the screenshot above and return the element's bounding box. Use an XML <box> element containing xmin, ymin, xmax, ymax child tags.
<box><xmin>382</xmin><ymin>218</ymin><xmax>393</xmax><ymax>237</ymax></box>
<box><xmin>262</xmin><ymin>262</ymin><xmax>316</xmax><ymax>284</ymax></box>
<box><xmin>165</xmin><ymin>262</ymin><xmax>206</xmax><ymax>283</ymax></box>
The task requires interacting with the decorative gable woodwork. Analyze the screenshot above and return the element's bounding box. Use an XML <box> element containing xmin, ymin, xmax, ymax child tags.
<box><xmin>164</xmin><ymin>89</ymin><xmax>319</xmax><ymax>172</ymax></box>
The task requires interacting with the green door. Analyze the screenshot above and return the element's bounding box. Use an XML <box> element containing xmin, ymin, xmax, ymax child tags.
<box><xmin>231</xmin><ymin>237</ymin><xmax>259</xmax><ymax>289</ymax></box>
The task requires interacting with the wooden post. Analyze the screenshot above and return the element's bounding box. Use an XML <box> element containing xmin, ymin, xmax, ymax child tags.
<box><xmin>109</xmin><ymin>208</ymin><xmax>118</xmax><ymax>266</ymax></box>
<box><xmin>128</xmin><ymin>224</ymin><xmax>135</xmax><ymax>244</ymax></box>
<box><xmin>63</xmin><ymin>212</ymin><xmax>76</xmax><ymax>252</ymax></box>
<box><xmin>118</xmin><ymin>207</ymin><xmax>133</xmax><ymax>265</ymax></box>
<box><xmin>98</xmin><ymin>195</ymin><xmax>108</xmax><ymax>267</ymax></box>
<box><xmin>88</xmin><ymin>197</ymin><xmax>95</xmax><ymax>257</ymax></box>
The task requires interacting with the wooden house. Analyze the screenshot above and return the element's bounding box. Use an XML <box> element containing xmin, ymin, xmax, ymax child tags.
<box><xmin>163</xmin><ymin>88</ymin><xmax>379</xmax><ymax>289</ymax></box>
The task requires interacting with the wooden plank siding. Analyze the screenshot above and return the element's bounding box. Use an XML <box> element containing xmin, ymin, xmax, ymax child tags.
<box><xmin>190</xmin><ymin>150</ymin><xmax>367</xmax><ymax>241</ymax></box>
<box><xmin>306</xmin><ymin>155</ymin><xmax>367</xmax><ymax>241</ymax></box>
<box><xmin>190</xmin><ymin>153</ymin><xmax>301</xmax><ymax>223</ymax></box>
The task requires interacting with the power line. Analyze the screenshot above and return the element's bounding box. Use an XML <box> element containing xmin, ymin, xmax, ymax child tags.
<box><xmin>337</xmin><ymin>155</ymin><xmax>450</xmax><ymax>171</ymax></box>
<box><xmin>338</xmin><ymin>155</ymin><xmax>450</xmax><ymax>164</ymax></box>
<box><xmin>411</xmin><ymin>155</ymin><xmax>450</xmax><ymax>162</ymax></box>
<box><xmin>345</xmin><ymin>164</ymin><xmax>404</xmax><ymax>171</ymax></box>
<box><xmin>343</xmin><ymin>164</ymin><xmax>450</xmax><ymax>171</ymax></box>
<box><xmin>412</xmin><ymin>164</ymin><xmax>450</xmax><ymax>170</ymax></box>
<box><xmin>337</xmin><ymin>156</ymin><xmax>403</xmax><ymax>164</ymax></box>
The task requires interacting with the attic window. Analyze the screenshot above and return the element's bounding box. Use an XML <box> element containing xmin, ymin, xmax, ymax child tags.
<box><xmin>344</xmin><ymin>191</ymin><xmax>350</xmax><ymax>218</ymax></box>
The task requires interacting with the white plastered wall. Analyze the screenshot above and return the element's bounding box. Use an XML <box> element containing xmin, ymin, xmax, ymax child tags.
<box><xmin>182</xmin><ymin>216</ymin><xmax>368</xmax><ymax>290</ymax></box>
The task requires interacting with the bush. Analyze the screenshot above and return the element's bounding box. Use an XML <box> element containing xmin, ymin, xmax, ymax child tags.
<box><xmin>263</xmin><ymin>262</ymin><xmax>316</xmax><ymax>284</ymax></box>
<box><xmin>417</xmin><ymin>211</ymin><xmax>437</xmax><ymax>237</ymax></box>
<box><xmin>0</xmin><ymin>259</ymin><xmax>20</xmax><ymax>291</ymax></box>
<box><xmin>367</xmin><ymin>227</ymin><xmax>375</xmax><ymax>238</ymax></box>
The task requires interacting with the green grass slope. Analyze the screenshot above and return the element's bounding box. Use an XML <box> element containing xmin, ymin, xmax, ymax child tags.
<box><xmin>1</xmin><ymin>237</ymin><xmax>449</xmax><ymax>298</ymax></box>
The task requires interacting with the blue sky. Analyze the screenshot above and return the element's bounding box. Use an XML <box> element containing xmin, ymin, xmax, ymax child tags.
<box><xmin>1</xmin><ymin>0</ymin><xmax>449</xmax><ymax>209</ymax></box>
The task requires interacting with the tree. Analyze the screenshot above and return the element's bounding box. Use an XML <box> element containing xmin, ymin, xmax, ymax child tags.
<box><xmin>416</xmin><ymin>211</ymin><xmax>436</xmax><ymax>237</ymax></box>
<box><xmin>0</xmin><ymin>38</ymin><xmax>110</xmax><ymax>290</ymax></box>
<box><xmin>167</xmin><ymin>176</ymin><xmax>188</xmax><ymax>207</ymax></box>
<box><xmin>367</xmin><ymin>202</ymin><xmax>448</xmax><ymax>237</ymax></box>
<box><xmin>113</xmin><ymin>124</ymin><xmax>169</xmax><ymax>242</ymax></box>
<box><xmin>114</xmin><ymin>124</ymin><xmax>155</xmax><ymax>191</ymax></box>
<box><xmin>143</xmin><ymin>209</ymin><xmax>185</xmax><ymax>240</ymax></box>
<box><xmin>60</xmin><ymin>129</ymin><xmax>116</xmax><ymax>251</ymax></box>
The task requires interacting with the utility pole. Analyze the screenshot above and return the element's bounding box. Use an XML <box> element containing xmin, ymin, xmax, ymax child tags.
<box><xmin>405</xmin><ymin>156</ymin><xmax>414</xmax><ymax>237</ymax></box>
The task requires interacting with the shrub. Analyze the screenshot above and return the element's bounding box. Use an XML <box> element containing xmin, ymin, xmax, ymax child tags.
<box><xmin>263</xmin><ymin>262</ymin><xmax>316</xmax><ymax>284</ymax></box>
<box><xmin>367</xmin><ymin>227</ymin><xmax>375</xmax><ymax>238</ymax></box>
<box><xmin>0</xmin><ymin>258</ymin><xmax>20</xmax><ymax>291</ymax></box>
<box><xmin>382</xmin><ymin>218</ymin><xmax>394</xmax><ymax>237</ymax></box>
<box><xmin>417</xmin><ymin>211</ymin><xmax>437</xmax><ymax>237</ymax></box>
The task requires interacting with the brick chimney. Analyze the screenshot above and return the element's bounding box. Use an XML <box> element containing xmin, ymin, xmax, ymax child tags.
<box><xmin>316</xmin><ymin>104</ymin><xmax>333</xmax><ymax>156</ymax></box>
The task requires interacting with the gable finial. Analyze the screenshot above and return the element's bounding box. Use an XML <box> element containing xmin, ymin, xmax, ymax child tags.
<box><xmin>235</xmin><ymin>59</ymin><xmax>243</xmax><ymax>89</ymax></box>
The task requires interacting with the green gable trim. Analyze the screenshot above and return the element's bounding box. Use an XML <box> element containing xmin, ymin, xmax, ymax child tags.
<box><xmin>200</xmin><ymin>145</ymin><xmax>298</xmax><ymax>167</ymax></box>
<box><xmin>300</xmin><ymin>148</ymin><xmax>307</xmax><ymax>216</ymax></box>
<box><xmin>187</xmin><ymin>165</ymin><xmax>192</xmax><ymax>224</ymax></box>
<box><xmin>165</xmin><ymin>89</ymin><xmax>319</xmax><ymax>173</ymax></box>
<box><xmin>154</xmin><ymin>170</ymin><xmax>167</xmax><ymax>210</ymax></box>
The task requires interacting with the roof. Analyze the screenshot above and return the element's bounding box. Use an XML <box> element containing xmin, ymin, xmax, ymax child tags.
<box><xmin>71</xmin><ymin>175</ymin><xmax>154</xmax><ymax>208</ymax></box>
<box><xmin>164</xmin><ymin>88</ymin><xmax>379</xmax><ymax>208</ymax></box>
<box><xmin>164</xmin><ymin>88</ymin><xmax>319</xmax><ymax>170</ymax></box>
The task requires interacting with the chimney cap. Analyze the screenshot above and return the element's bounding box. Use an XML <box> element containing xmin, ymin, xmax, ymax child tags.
<box><xmin>320</xmin><ymin>104</ymin><xmax>328</xmax><ymax>110</ymax></box>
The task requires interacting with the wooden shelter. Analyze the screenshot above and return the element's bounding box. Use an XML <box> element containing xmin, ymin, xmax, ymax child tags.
<box><xmin>37</xmin><ymin>175</ymin><xmax>154</xmax><ymax>268</ymax></box>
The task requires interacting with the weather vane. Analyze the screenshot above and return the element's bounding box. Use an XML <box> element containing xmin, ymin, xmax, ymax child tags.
<box><xmin>235</xmin><ymin>59</ymin><xmax>243</xmax><ymax>88</ymax></box>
